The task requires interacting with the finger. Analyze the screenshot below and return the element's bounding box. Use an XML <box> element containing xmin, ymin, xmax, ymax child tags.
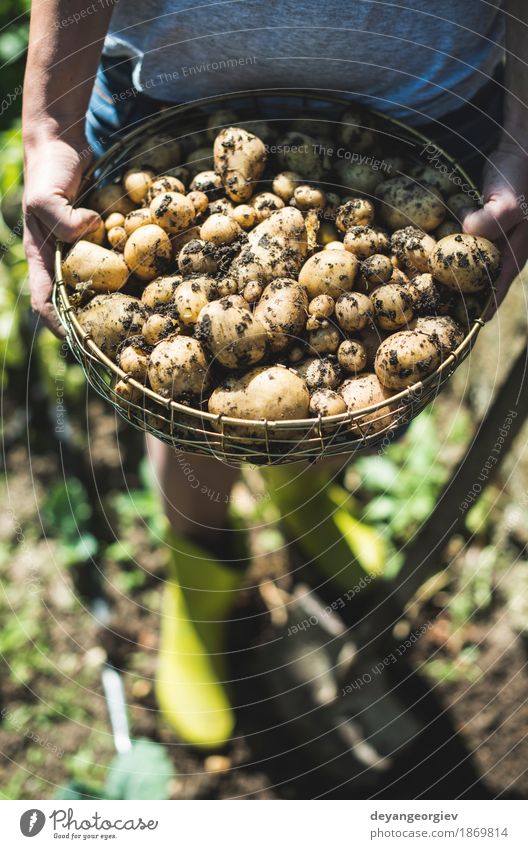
<box><xmin>484</xmin><ymin>221</ymin><xmax>528</xmax><ymax>320</ymax></box>
<box><xmin>25</xmin><ymin>192</ymin><xmax>101</xmax><ymax>244</ymax></box>
<box><xmin>24</xmin><ymin>216</ymin><xmax>66</xmax><ymax>339</ymax></box>
<box><xmin>463</xmin><ymin>191</ymin><xmax>522</xmax><ymax>241</ymax></box>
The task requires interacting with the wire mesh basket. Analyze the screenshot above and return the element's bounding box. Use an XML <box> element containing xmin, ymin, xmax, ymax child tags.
<box><xmin>53</xmin><ymin>90</ymin><xmax>488</xmax><ymax>465</ymax></box>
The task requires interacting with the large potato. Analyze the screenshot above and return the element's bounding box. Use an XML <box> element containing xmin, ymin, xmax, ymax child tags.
<box><xmin>141</xmin><ymin>274</ymin><xmax>182</xmax><ymax>310</ymax></box>
<box><xmin>123</xmin><ymin>224</ymin><xmax>172</xmax><ymax>281</ymax></box>
<box><xmin>149</xmin><ymin>191</ymin><xmax>195</xmax><ymax>234</ymax></box>
<box><xmin>429</xmin><ymin>234</ymin><xmax>501</xmax><ymax>292</ymax></box>
<box><xmin>232</xmin><ymin>207</ymin><xmax>308</xmax><ymax>282</ymax></box>
<box><xmin>277</xmin><ymin>132</ymin><xmax>327</xmax><ymax>180</ymax></box>
<box><xmin>62</xmin><ymin>241</ymin><xmax>129</xmax><ymax>292</ymax></box>
<box><xmin>77</xmin><ymin>293</ymin><xmax>147</xmax><ymax>357</ymax></box>
<box><xmin>178</xmin><ymin>239</ymin><xmax>218</xmax><ymax>276</ymax></box>
<box><xmin>195</xmin><ymin>296</ymin><xmax>267</xmax><ymax>368</ymax></box>
<box><xmin>148</xmin><ymin>336</ymin><xmax>211</xmax><ymax>399</ymax></box>
<box><xmin>208</xmin><ymin>365</ymin><xmax>310</xmax><ymax>428</ymax></box>
<box><xmin>411</xmin><ymin>315</ymin><xmax>465</xmax><ymax>357</ymax></box>
<box><xmin>89</xmin><ymin>184</ymin><xmax>135</xmax><ymax>217</ymax></box>
<box><xmin>374</xmin><ymin>330</ymin><xmax>441</xmax><ymax>389</ymax></box>
<box><xmin>214</xmin><ymin>127</ymin><xmax>267</xmax><ymax>201</ymax></box>
<box><xmin>299</xmin><ymin>250</ymin><xmax>358</xmax><ymax>299</ymax></box>
<box><xmin>253</xmin><ymin>279</ymin><xmax>308</xmax><ymax>351</ymax></box>
<box><xmin>377</xmin><ymin>177</ymin><xmax>445</xmax><ymax>231</ymax></box>
<box><xmin>340</xmin><ymin>373</ymin><xmax>395</xmax><ymax>435</ymax></box>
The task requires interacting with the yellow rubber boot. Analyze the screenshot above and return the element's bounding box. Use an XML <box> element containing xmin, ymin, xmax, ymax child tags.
<box><xmin>155</xmin><ymin>533</ymin><xmax>244</xmax><ymax>749</ymax></box>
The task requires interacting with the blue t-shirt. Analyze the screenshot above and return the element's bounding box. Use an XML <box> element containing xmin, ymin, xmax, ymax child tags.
<box><xmin>104</xmin><ymin>0</ymin><xmax>505</xmax><ymax>125</ymax></box>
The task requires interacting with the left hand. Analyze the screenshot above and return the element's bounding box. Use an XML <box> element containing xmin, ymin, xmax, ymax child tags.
<box><xmin>463</xmin><ymin>141</ymin><xmax>528</xmax><ymax>318</ymax></box>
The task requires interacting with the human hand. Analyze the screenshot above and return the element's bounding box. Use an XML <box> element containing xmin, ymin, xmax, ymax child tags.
<box><xmin>463</xmin><ymin>141</ymin><xmax>528</xmax><ymax>318</ymax></box>
<box><xmin>23</xmin><ymin>134</ymin><xmax>102</xmax><ymax>337</ymax></box>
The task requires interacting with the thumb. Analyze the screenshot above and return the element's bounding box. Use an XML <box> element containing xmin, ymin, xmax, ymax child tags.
<box><xmin>26</xmin><ymin>192</ymin><xmax>102</xmax><ymax>244</ymax></box>
<box><xmin>463</xmin><ymin>189</ymin><xmax>522</xmax><ymax>241</ymax></box>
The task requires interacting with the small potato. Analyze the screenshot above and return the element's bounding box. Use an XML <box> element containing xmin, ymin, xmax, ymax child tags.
<box><xmin>196</xmin><ymin>296</ymin><xmax>267</xmax><ymax>368</ymax></box>
<box><xmin>340</xmin><ymin>373</ymin><xmax>395</xmax><ymax>435</ymax></box>
<box><xmin>142</xmin><ymin>312</ymin><xmax>180</xmax><ymax>345</ymax></box>
<box><xmin>142</xmin><ymin>274</ymin><xmax>182</xmax><ymax>309</ymax></box>
<box><xmin>293</xmin><ymin>185</ymin><xmax>326</xmax><ymax>210</ymax></box>
<box><xmin>361</xmin><ymin>253</ymin><xmax>393</xmax><ymax>286</ymax></box>
<box><xmin>77</xmin><ymin>293</ymin><xmax>147</xmax><ymax>357</ymax></box>
<box><xmin>83</xmin><ymin>218</ymin><xmax>105</xmax><ymax>246</ymax></box>
<box><xmin>231</xmin><ymin>204</ymin><xmax>257</xmax><ymax>229</ymax></box>
<box><xmin>309</xmin><ymin>389</ymin><xmax>347</xmax><ymax>417</ymax></box>
<box><xmin>148</xmin><ymin>336</ymin><xmax>210</xmax><ymax>399</ymax></box>
<box><xmin>104</xmin><ymin>212</ymin><xmax>125</xmax><ymax>231</ymax></box>
<box><xmin>374</xmin><ymin>330</ymin><xmax>441</xmax><ymax>390</ymax></box>
<box><xmin>372</xmin><ymin>283</ymin><xmax>414</xmax><ymax>330</ymax></box>
<box><xmin>411</xmin><ymin>315</ymin><xmax>465</xmax><ymax>357</ymax></box>
<box><xmin>435</xmin><ymin>219</ymin><xmax>459</xmax><ymax>239</ymax></box>
<box><xmin>391</xmin><ymin>226</ymin><xmax>436</xmax><ymax>273</ymax></box>
<box><xmin>277</xmin><ymin>132</ymin><xmax>327</xmax><ymax>180</ymax></box>
<box><xmin>324</xmin><ymin>192</ymin><xmax>341</xmax><ymax>217</ymax></box>
<box><xmin>254</xmin><ymin>279</ymin><xmax>308</xmax><ymax>352</ymax></box>
<box><xmin>337</xmin><ymin>339</ymin><xmax>368</xmax><ymax>374</ymax></box>
<box><xmin>389</xmin><ymin>266</ymin><xmax>410</xmax><ymax>286</ymax></box>
<box><xmin>308</xmin><ymin>294</ymin><xmax>335</xmax><ymax>318</ymax></box>
<box><xmin>409</xmin><ymin>163</ymin><xmax>458</xmax><ymax>197</ymax></box>
<box><xmin>377</xmin><ymin>177</ymin><xmax>445</xmax><ymax>231</ymax></box>
<box><xmin>336</xmin><ymin>199</ymin><xmax>375</xmax><ymax>232</ymax></box>
<box><xmin>343</xmin><ymin>226</ymin><xmax>390</xmax><ymax>259</ymax></box>
<box><xmin>178</xmin><ymin>239</ymin><xmax>218</xmax><ymax>276</ymax></box>
<box><xmin>146</xmin><ymin>176</ymin><xmax>187</xmax><ymax>204</ymax></box>
<box><xmin>251</xmin><ymin>192</ymin><xmax>285</xmax><ymax>222</ymax></box>
<box><xmin>452</xmin><ymin>293</ymin><xmax>485</xmax><ymax>326</ymax></box>
<box><xmin>335</xmin><ymin>292</ymin><xmax>374</xmax><ymax>332</ymax></box>
<box><xmin>243</xmin><ymin>281</ymin><xmax>264</xmax><ymax>303</ymax></box>
<box><xmin>336</xmin><ymin>161</ymin><xmax>386</xmax><ymax>195</ymax></box>
<box><xmin>408</xmin><ymin>273</ymin><xmax>441</xmax><ymax>315</ymax></box>
<box><xmin>124</xmin><ymin>208</ymin><xmax>154</xmax><ymax>236</ymax></box>
<box><xmin>208</xmin><ymin>198</ymin><xmax>235</xmax><ymax>216</ymax></box>
<box><xmin>429</xmin><ymin>234</ymin><xmax>501</xmax><ymax>292</ymax></box>
<box><xmin>113</xmin><ymin>378</ymin><xmax>142</xmax><ymax>405</ymax></box>
<box><xmin>150</xmin><ymin>191</ymin><xmax>195</xmax><ymax>234</ymax></box>
<box><xmin>200</xmin><ymin>213</ymin><xmax>242</xmax><ymax>245</ymax></box>
<box><xmin>307</xmin><ymin>321</ymin><xmax>341</xmax><ymax>355</ymax></box>
<box><xmin>214</xmin><ymin>127</ymin><xmax>267</xmax><ymax>201</ymax></box>
<box><xmin>359</xmin><ymin>325</ymin><xmax>386</xmax><ymax>367</ymax></box>
<box><xmin>127</xmin><ymin>133</ymin><xmax>181</xmax><ymax>172</ymax></box>
<box><xmin>123</xmin><ymin>168</ymin><xmax>155</xmax><ymax>203</ymax></box>
<box><xmin>295</xmin><ymin>356</ymin><xmax>341</xmax><ymax>391</ymax></box>
<box><xmin>118</xmin><ymin>342</ymin><xmax>148</xmax><ymax>382</ymax></box>
<box><xmin>62</xmin><ymin>240</ymin><xmax>129</xmax><ymax>292</ymax></box>
<box><xmin>187</xmin><ymin>190</ymin><xmax>209</xmax><ymax>217</ymax></box>
<box><xmin>272</xmin><ymin>171</ymin><xmax>301</xmax><ymax>202</ymax></box>
<box><xmin>173</xmin><ymin>275</ymin><xmax>215</xmax><ymax>328</ymax></box>
<box><xmin>324</xmin><ymin>240</ymin><xmax>347</xmax><ymax>251</ymax></box>
<box><xmin>216</xmin><ymin>275</ymin><xmax>241</xmax><ymax>297</ymax></box>
<box><xmin>208</xmin><ymin>365</ymin><xmax>310</xmax><ymax>428</ymax></box>
<box><xmin>123</xmin><ymin>224</ymin><xmax>172</xmax><ymax>281</ymax></box>
<box><xmin>89</xmin><ymin>183</ymin><xmax>135</xmax><ymax>217</ymax></box>
<box><xmin>339</xmin><ymin>109</ymin><xmax>376</xmax><ymax>152</ymax></box>
<box><xmin>190</xmin><ymin>170</ymin><xmax>223</xmax><ymax>196</ymax></box>
<box><xmin>107</xmin><ymin>225</ymin><xmax>127</xmax><ymax>251</ymax></box>
<box><xmin>299</xmin><ymin>250</ymin><xmax>358</xmax><ymax>299</ymax></box>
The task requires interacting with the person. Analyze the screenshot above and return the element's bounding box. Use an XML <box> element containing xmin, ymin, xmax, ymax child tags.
<box><xmin>22</xmin><ymin>0</ymin><xmax>528</xmax><ymax>748</ymax></box>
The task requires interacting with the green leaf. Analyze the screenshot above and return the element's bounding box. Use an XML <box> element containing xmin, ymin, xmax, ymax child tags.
<box><xmin>331</xmin><ymin>507</ymin><xmax>386</xmax><ymax>576</ymax></box>
<box><xmin>105</xmin><ymin>740</ymin><xmax>175</xmax><ymax>800</ymax></box>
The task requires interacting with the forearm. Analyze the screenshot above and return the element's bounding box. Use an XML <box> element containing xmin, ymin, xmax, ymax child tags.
<box><xmin>502</xmin><ymin>0</ymin><xmax>528</xmax><ymax>147</ymax></box>
<box><xmin>22</xmin><ymin>0</ymin><xmax>114</xmax><ymax>146</ymax></box>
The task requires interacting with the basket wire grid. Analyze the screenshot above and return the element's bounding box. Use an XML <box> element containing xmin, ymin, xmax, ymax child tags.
<box><xmin>53</xmin><ymin>90</ymin><xmax>489</xmax><ymax>466</ymax></box>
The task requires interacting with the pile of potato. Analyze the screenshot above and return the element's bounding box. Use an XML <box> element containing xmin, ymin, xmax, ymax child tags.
<box><xmin>62</xmin><ymin>109</ymin><xmax>501</xmax><ymax>439</ymax></box>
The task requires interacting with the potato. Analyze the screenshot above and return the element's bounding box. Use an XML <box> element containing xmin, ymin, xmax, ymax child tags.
<box><xmin>307</xmin><ymin>321</ymin><xmax>341</xmax><ymax>354</ymax></box>
<box><xmin>149</xmin><ymin>191</ymin><xmax>195</xmax><ymax>234</ymax></box>
<box><xmin>124</xmin><ymin>208</ymin><xmax>153</xmax><ymax>236</ymax></box>
<box><xmin>178</xmin><ymin>239</ymin><xmax>218</xmax><ymax>276</ymax></box>
<box><xmin>190</xmin><ymin>170</ymin><xmax>223</xmax><ymax>196</ymax></box>
<box><xmin>206</xmin><ymin>108</ymin><xmax>239</xmax><ymax>140</ymax></box>
<box><xmin>251</xmin><ymin>192</ymin><xmax>285</xmax><ymax>222</ymax></box>
<box><xmin>411</xmin><ymin>315</ymin><xmax>465</xmax><ymax>357</ymax></box>
<box><xmin>195</xmin><ymin>295</ymin><xmax>267</xmax><ymax>368</ymax></box>
<box><xmin>272</xmin><ymin>171</ymin><xmax>301</xmax><ymax>202</ymax></box>
<box><xmin>452</xmin><ymin>293</ymin><xmax>485</xmax><ymax>326</ymax></box>
<box><xmin>89</xmin><ymin>184</ymin><xmax>135</xmax><ymax>217</ymax></box>
<box><xmin>324</xmin><ymin>240</ymin><xmax>347</xmax><ymax>251</ymax></box>
<box><xmin>344</xmin><ymin>225</ymin><xmax>390</xmax><ymax>258</ymax></box>
<box><xmin>148</xmin><ymin>335</ymin><xmax>210</xmax><ymax>399</ymax></box>
<box><xmin>83</xmin><ymin>218</ymin><xmax>105</xmax><ymax>246</ymax></box>
<box><xmin>277</xmin><ymin>132</ymin><xmax>327</xmax><ymax>180</ymax></box>
<box><xmin>318</xmin><ymin>224</ymin><xmax>341</xmax><ymax>246</ymax></box>
<box><xmin>62</xmin><ymin>240</ymin><xmax>129</xmax><ymax>292</ymax></box>
<box><xmin>200</xmin><ymin>213</ymin><xmax>242</xmax><ymax>245</ymax></box>
<box><xmin>216</xmin><ymin>275</ymin><xmax>242</xmax><ymax>298</ymax></box>
<box><xmin>293</xmin><ymin>185</ymin><xmax>326</xmax><ymax>210</ymax></box>
<box><xmin>409</xmin><ymin>163</ymin><xmax>458</xmax><ymax>197</ymax></box>
<box><xmin>173</xmin><ymin>275</ymin><xmax>215</xmax><ymax>328</ymax></box>
<box><xmin>128</xmin><ymin>133</ymin><xmax>181</xmax><ymax>172</ymax></box>
<box><xmin>243</xmin><ymin>280</ymin><xmax>264</xmax><ymax>303</ymax></box>
<box><xmin>447</xmin><ymin>192</ymin><xmax>479</xmax><ymax>222</ymax></box>
<box><xmin>408</xmin><ymin>272</ymin><xmax>442</xmax><ymax>314</ymax></box>
<box><xmin>377</xmin><ymin>177</ymin><xmax>445</xmax><ymax>231</ymax></box>
<box><xmin>77</xmin><ymin>293</ymin><xmax>147</xmax><ymax>357</ymax></box>
<box><xmin>208</xmin><ymin>197</ymin><xmax>235</xmax><ymax>216</ymax></box>
<box><xmin>113</xmin><ymin>378</ymin><xmax>142</xmax><ymax>405</ymax></box>
<box><xmin>309</xmin><ymin>389</ymin><xmax>347</xmax><ymax>417</ymax></box>
<box><xmin>337</xmin><ymin>339</ymin><xmax>368</xmax><ymax>374</ymax></box>
<box><xmin>187</xmin><ymin>190</ymin><xmax>209</xmax><ymax>217</ymax></box>
<box><xmin>118</xmin><ymin>341</ymin><xmax>149</xmax><ymax>382</ymax></box>
<box><xmin>335</xmin><ymin>292</ymin><xmax>374</xmax><ymax>332</ymax></box>
<box><xmin>361</xmin><ymin>253</ymin><xmax>393</xmax><ymax>286</ymax></box>
<box><xmin>123</xmin><ymin>168</ymin><xmax>155</xmax><ymax>203</ymax></box>
<box><xmin>336</xmin><ymin>199</ymin><xmax>375</xmax><ymax>232</ymax></box>
<box><xmin>295</xmin><ymin>356</ymin><xmax>341</xmax><ymax>391</ymax></box>
<box><xmin>231</xmin><ymin>204</ymin><xmax>257</xmax><ymax>229</ymax></box>
<box><xmin>340</xmin><ymin>373</ymin><xmax>395</xmax><ymax>435</ymax></box>
<box><xmin>299</xmin><ymin>250</ymin><xmax>358</xmax><ymax>298</ymax></box>
<box><xmin>233</xmin><ymin>207</ymin><xmax>308</xmax><ymax>282</ymax></box>
<box><xmin>372</xmin><ymin>283</ymin><xmax>414</xmax><ymax>330</ymax></box>
<box><xmin>171</xmin><ymin>225</ymin><xmax>202</xmax><ymax>254</ymax></box>
<box><xmin>104</xmin><ymin>212</ymin><xmax>125</xmax><ymax>231</ymax></box>
<box><xmin>143</xmin><ymin>312</ymin><xmax>180</xmax><ymax>345</ymax></box>
<box><xmin>214</xmin><ymin>127</ymin><xmax>267</xmax><ymax>201</ymax></box>
<box><xmin>435</xmin><ymin>219</ymin><xmax>459</xmax><ymax>239</ymax></box>
<box><xmin>146</xmin><ymin>175</ymin><xmax>187</xmax><ymax>204</ymax></box>
<box><xmin>142</xmin><ymin>274</ymin><xmax>182</xmax><ymax>309</ymax></box>
<box><xmin>208</xmin><ymin>365</ymin><xmax>310</xmax><ymax>426</ymax></box>
<box><xmin>429</xmin><ymin>234</ymin><xmax>501</xmax><ymax>292</ymax></box>
<box><xmin>308</xmin><ymin>294</ymin><xmax>335</xmax><ymax>318</ymax></box>
<box><xmin>391</xmin><ymin>226</ymin><xmax>436</xmax><ymax>273</ymax></box>
<box><xmin>123</xmin><ymin>224</ymin><xmax>172</xmax><ymax>281</ymax></box>
<box><xmin>339</xmin><ymin>109</ymin><xmax>376</xmax><ymax>152</ymax></box>
<box><xmin>253</xmin><ymin>279</ymin><xmax>309</xmax><ymax>351</ymax></box>
<box><xmin>336</xmin><ymin>161</ymin><xmax>386</xmax><ymax>195</ymax></box>
<box><xmin>374</xmin><ymin>330</ymin><xmax>441</xmax><ymax>390</ymax></box>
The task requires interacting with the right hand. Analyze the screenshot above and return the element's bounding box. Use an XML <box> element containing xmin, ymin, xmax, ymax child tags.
<box><xmin>23</xmin><ymin>134</ymin><xmax>102</xmax><ymax>337</ymax></box>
